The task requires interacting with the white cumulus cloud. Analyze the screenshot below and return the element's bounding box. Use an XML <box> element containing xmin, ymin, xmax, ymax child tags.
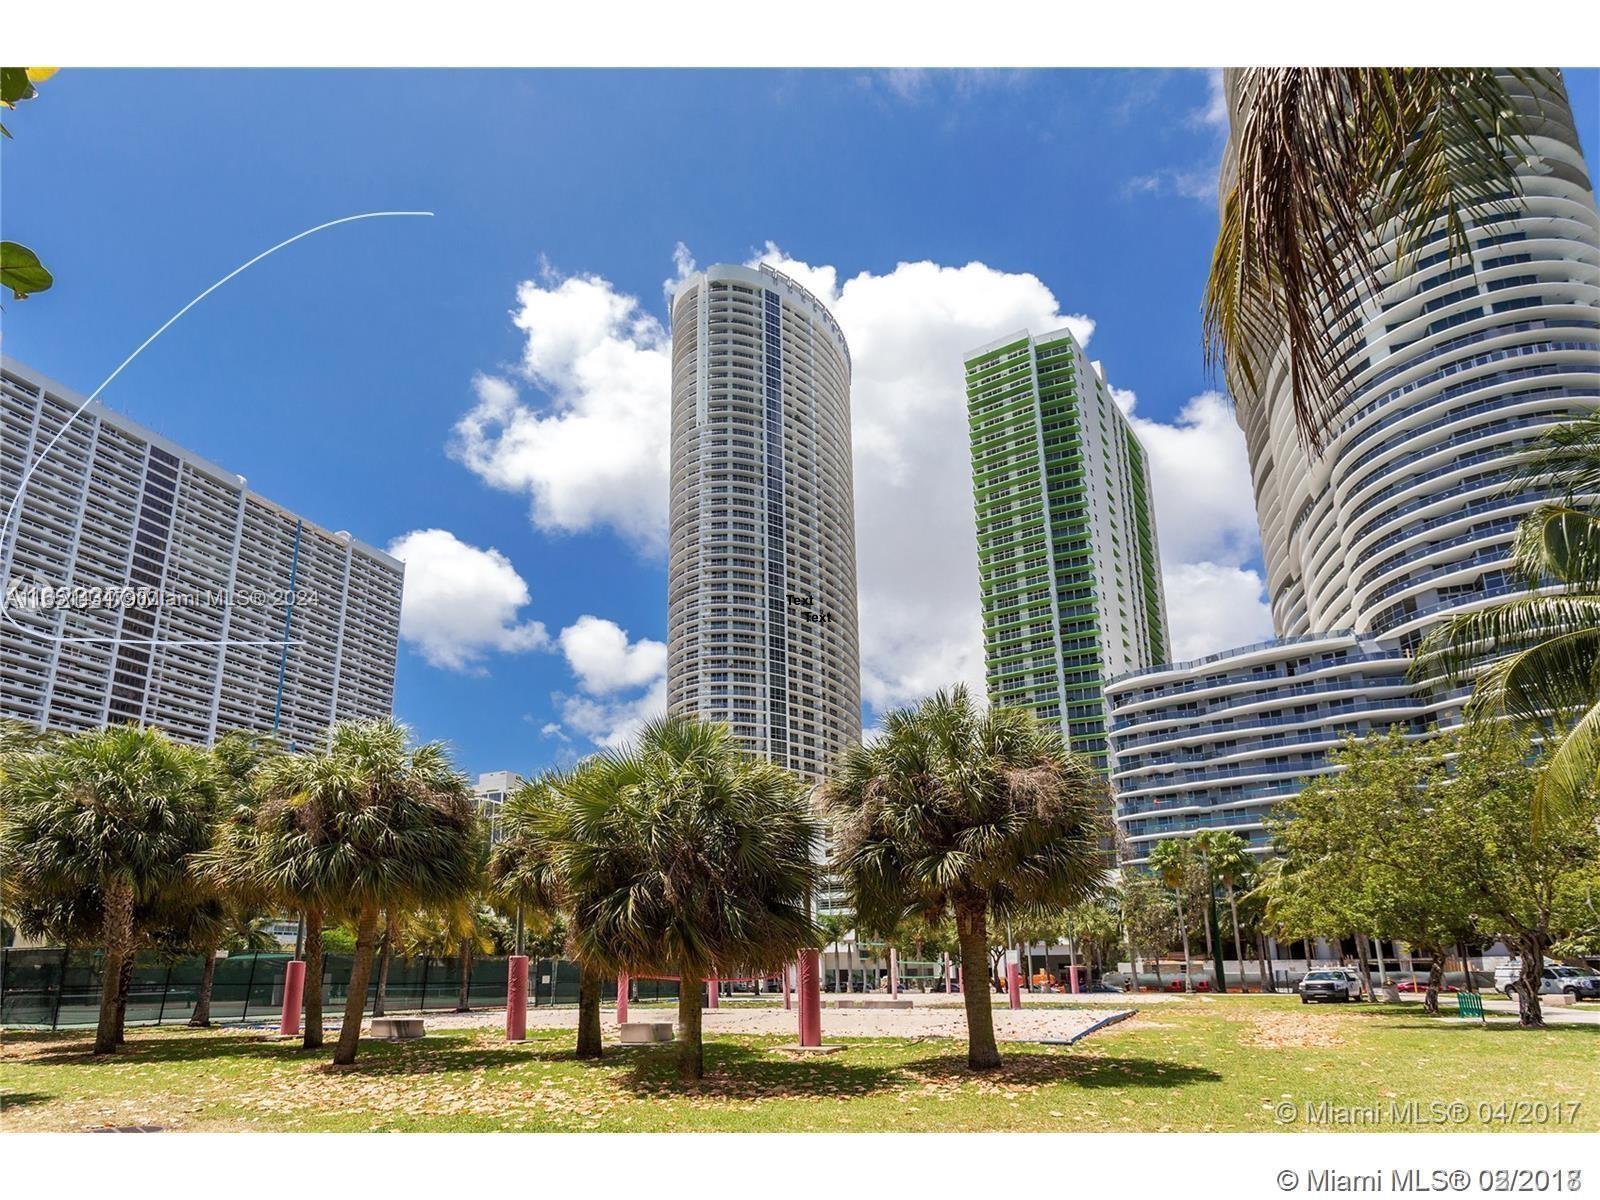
<box><xmin>1161</xmin><ymin>563</ymin><xmax>1274</xmax><ymax>661</ymax></box>
<box><xmin>387</xmin><ymin>528</ymin><xmax>549</xmax><ymax>672</ymax></box>
<box><xmin>1113</xmin><ymin>387</ymin><xmax>1273</xmax><ymax>661</ymax></box>
<box><xmin>558</xmin><ymin>615</ymin><xmax>667</xmax><ymax>696</ymax></box>
<box><xmin>449</xmin><ymin>267</ymin><xmax>672</xmax><ymax>554</ymax></box>
<box><xmin>550</xmin><ymin>616</ymin><xmax>669</xmax><ymax>749</ymax></box>
<box><xmin>558</xmin><ymin>677</ymin><xmax>668</xmax><ymax>750</ymax></box>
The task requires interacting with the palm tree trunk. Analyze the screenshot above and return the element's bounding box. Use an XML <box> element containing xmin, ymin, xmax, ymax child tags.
<box><xmin>955</xmin><ymin>896</ymin><xmax>1002</xmax><ymax>1070</ymax></box>
<box><xmin>456</xmin><ymin>938</ymin><xmax>472</xmax><ymax>1012</ymax></box>
<box><xmin>1423</xmin><ymin>947</ymin><xmax>1446</xmax><ymax>1016</ymax></box>
<box><xmin>1152</xmin><ymin>958</ymin><xmax>1163</xmax><ymax>990</ymax></box>
<box><xmin>372</xmin><ymin>916</ymin><xmax>391</xmax><ymax>1018</ymax></box>
<box><xmin>189</xmin><ymin>945</ymin><xmax>218</xmax><ymax>1026</ymax></box>
<box><xmin>576</xmin><ymin>960</ymin><xmax>604</xmax><ymax>1059</ymax></box>
<box><xmin>112</xmin><ymin>953</ymin><xmax>135</xmax><ymax>1044</ymax></box>
<box><xmin>677</xmin><ymin>969</ymin><xmax>704</xmax><ymax>1082</ymax></box>
<box><xmin>333</xmin><ymin>905</ymin><xmax>380</xmax><ymax>1065</ymax></box>
<box><xmin>94</xmin><ymin>878</ymin><xmax>135</xmax><ymax>1055</ymax></box>
<box><xmin>302</xmin><ymin>906</ymin><xmax>324</xmax><ymax>1049</ymax></box>
<box><xmin>1256</xmin><ymin>933</ymin><xmax>1275</xmax><ymax>993</ymax></box>
<box><xmin>1175</xmin><ymin>897</ymin><xmax>1194</xmax><ymax>993</ymax></box>
<box><xmin>1227</xmin><ymin>885</ymin><xmax>1247</xmax><ymax>990</ymax></box>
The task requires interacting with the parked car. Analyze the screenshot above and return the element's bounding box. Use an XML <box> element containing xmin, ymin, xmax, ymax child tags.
<box><xmin>1395</xmin><ymin>976</ymin><xmax>1458</xmax><ymax>994</ymax></box>
<box><xmin>1494</xmin><ymin>961</ymin><xmax>1600</xmax><ymax>1000</ymax></box>
<box><xmin>1084</xmin><ymin>982</ymin><xmax>1123</xmax><ymax>994</ymax></box>
<box><xmin>1298</xmin><ymin>968</ymin><xmax>1363</xmax><ymax>1003</ymax></box>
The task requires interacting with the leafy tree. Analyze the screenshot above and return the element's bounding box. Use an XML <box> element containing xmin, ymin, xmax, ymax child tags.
<box><xmin>1416</xmin><ymin>412</ymin><xmax>1600</xmax><ymax>816</ymax></box>
<box><xmin>553</xmin><ymin>716</ymin><xmax>822</xmax><ymax>1082</ymax></box>
<box><xmin>824</xmin><ymin>686</ymin><xmax>1103</xmax><ymax>1070</ymax></box>
<box><xmin>1</xmin><ymin>725</ymin><xmax>217</xmax><ymax>1053</ymax></box>
<box><xmin>248</xmin><ymin>719</ymin><xmax>479</xmax><ymax>1064</ymax></box>
<box><xmin>1270</xmin><ymin>730</ymin><xmax>1475</xmax><ymax>1013</ymax></box>
<box><xmin>1117</xmin><ymin>872</ymin><xmax>1176</xmax><ymax>990</ymax></box>
<box><xmin>1428</xmin><ymin>724</ymin><xmax>1600</xmax><ymax>1027</ymax></box>
<box><xmin>1062</xmin><ymin>898</ymin><xmax>1123</xmax><ymax>983</ymax></box>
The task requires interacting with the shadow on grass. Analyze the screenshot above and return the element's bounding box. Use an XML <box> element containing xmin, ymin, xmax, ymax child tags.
<box><xmin>8</xmin><ymin>1030</ymin><xmax>282</xmax><ymax>1066</ymax></box>
<box><xmin>903</xmin><ymin>1048</ymin><xmax>1223</xmax><ymax>1090</ymax></box>
<box><xmin>611</xmin><ymin>1040</ymin><xmax>898</xmax><ymax>1101</ymax></box>
<box><xmin>1</xmin><ymin>1091</ymin><xmax>54</xmax><ymax>1109</ymax></box>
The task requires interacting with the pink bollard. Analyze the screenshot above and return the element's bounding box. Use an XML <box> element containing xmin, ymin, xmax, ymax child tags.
<box><xmin>616</xmin><ymin>970</ymin><xmax>629</xmax><ymax>1024</ymax></box>
<box><xmin>944</xmin><ymin>956</ymin><xmax>953</xmax><ymax>995</ymax></box>
<box><xmin>279</xmin><ymin>958</ymin><xmax>306</xmax><ymax>1037</ymax></box>
<box><xmin>956</xmin><ymin>964</ymin><xmax>963</xmax><ymax>993</ymax></box>
<box><xmin>506</xmin><ymin>955</ymin><xmax>529</xmax><ymax>1041</ymax></box>
<box><xmin>797</xmin><ymin>949</ymin><xmax>822</xmax><ymax>1047</ymax></box>
<box><xmin>1069</xmin><ymin>964</ymin><xmax>1080</xmax><ymax>994</ymax></box>
<box><xmin>706</xmin><ymin>977</ymin><xmax>719</xmax><ymax>1009</ymax></box>
<box><xmin>1007</xmin><ymin>961</ymin><xmax>1022</xmax><ymax>1010</ymax></box>
<box><xmin>889</xmin><ymin>947</ymin><xmax>899</xmax><ymax>996</ymax></box>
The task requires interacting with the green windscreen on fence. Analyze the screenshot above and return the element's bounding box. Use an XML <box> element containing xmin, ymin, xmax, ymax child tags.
<box><xmin>0</xmin><ymin>947</ymin><xmax>642</xmax><ymax>1028</ymax></box>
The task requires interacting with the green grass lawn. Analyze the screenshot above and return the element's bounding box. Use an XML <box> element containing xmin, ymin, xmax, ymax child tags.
<box><xmin>2</xmin><ymin>996</ymin><xmax>1593</xmax><ymax>1133</ymax></box>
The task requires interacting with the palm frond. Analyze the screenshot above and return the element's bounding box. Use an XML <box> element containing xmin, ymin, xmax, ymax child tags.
<box><xmin>1205</xmin><ymin>68</ymin><xmax>1549</xmax><ymax>448</ymax></box>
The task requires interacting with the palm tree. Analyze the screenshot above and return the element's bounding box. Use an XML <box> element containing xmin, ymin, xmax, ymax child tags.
<box><xmin>486</xmin><ymin>770</ymin><xmax>606</xmax><ymax>1058</ymax></box>
<box><xmin>1204</xmin><ymin>68</ymin><xmax>1552</xmax><ymax>449</ymax></box>
<box><xmin>249</xmin><ymin>719</ymin><xmax>479</xmax><ymax>1065</ymax></box>
<box><xmin>183</xmin><ymin>731</ymin><xmax>281</xmax><ymax>1027</ymax></box>
<box><xmin>1148</xmin><ymin>839</ymin><xmax>1198</xmax><ymax>994</ymax></box>
<box><xmin>1</xmin><ymin>725</ymin><xmax>217</xmax><ymax>1053</ymax></box>
<box><xmin>552</xmin><ymin>715</ymin><xmax>823</xmax><ymax>1082</ymax></box>
<box><xmin>1416</xmin><ymin>412</ymin><xmax>1600</xmax><ymax>814</ymax></box>
<box><xmin>1195</xmin><ymin>829</ymin><xmax>1254</xmax><ymax>991</ymax></box>
<box><xmin>817</xmin><ymin>913</ymin><xmax>852</xmax><ymax>992</ymax></box>
<box><xmin>823</xmin><ymin>686</ymin><xmax>1104</xmax><ymax>1070</ymax></box>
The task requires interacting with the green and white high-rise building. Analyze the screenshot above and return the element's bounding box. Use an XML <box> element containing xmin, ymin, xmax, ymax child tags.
<box><xmin>965</xmin><ymin>328</ymin><xmax>1168</xmax><ymax>764</ymax></box>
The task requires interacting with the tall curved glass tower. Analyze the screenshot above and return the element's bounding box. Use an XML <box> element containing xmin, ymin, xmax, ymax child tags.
<box><xmin>1108</xmin><ymin>70</ymin><xmax>1600</xmax><ymax>866</ymax></box>
<box><xmin>1232</xmin><ymin>71</ymin><xmax>1600</xmax><ymax>645</ymax></box>
<box><xmin>666</xmin><ymin>263</ymin><xmax>861</xmax><ymax>781</ymax></box>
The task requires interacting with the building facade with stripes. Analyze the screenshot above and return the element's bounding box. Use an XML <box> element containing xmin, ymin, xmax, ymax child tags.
<box><xmin>1</xmin><ymin>356</ymin><xmax>403</xmax><ymax>749</ymax></box>
<box><xmin>965</xmin><ymin>327</ymin><xmax>1168</xmax><ymax>766</ymax></box>
<box><xmin>665</xmin><ymin>263</ymin><xmax>861</xmax><ymax>782</ymax></box>
<box><xmin>1107</xmin><ymin>70</ymin><xmax>1600</xmax><ymax>864</ymax></box>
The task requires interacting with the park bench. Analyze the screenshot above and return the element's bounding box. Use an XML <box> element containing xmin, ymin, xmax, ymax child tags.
<box><xmin>618</xmin><ymin>1021</ymin><xmax>675</xmax><ymax>1044</ymax></box>
<box><xmin>369</xmin><ymin>1016</ymin><xmax>426</xmax><ymax>1040</ymax></box>
<box><xmin>1455</xmin><ymin>991</ymin><xmax>1485</xmax><ymax>1024</ymax></box>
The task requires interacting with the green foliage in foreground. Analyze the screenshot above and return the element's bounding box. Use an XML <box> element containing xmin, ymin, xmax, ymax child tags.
<box><xmin>2</xmin><ymin>996</ymin><xmax>1593</xmax><ymax>1133</ymax></box>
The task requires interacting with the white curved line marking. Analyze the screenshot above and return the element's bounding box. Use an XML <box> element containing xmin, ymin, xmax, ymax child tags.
<box><xmin>1</xmin><ymin>211</ymin><xmax>433</xmax><ymax>648</ymax></box>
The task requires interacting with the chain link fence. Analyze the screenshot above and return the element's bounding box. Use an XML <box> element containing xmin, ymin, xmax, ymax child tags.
<box><xmin>0</xmin><ymin>947</ymin><xmax>685</xmax><ymax>1028</ymax></box>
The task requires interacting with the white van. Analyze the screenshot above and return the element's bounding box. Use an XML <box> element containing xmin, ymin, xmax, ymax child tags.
<box><xmin>1493</xmin><ymin>960</ymin><xmax>1600</xmax><ymax>1000</ymax></box>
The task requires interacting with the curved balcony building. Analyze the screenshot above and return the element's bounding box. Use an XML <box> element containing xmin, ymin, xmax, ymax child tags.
<box><xmin>666</xmin><ymin>263</ymin><xmax>861</xmax><ymax>780</ymax></box>
<box><xmin>1110</xmin><ymin>70</ymin><xmax>1599</xmax><ymax>864</ymax></box>
<box><xmin>1234</xmin><ymin>71</ymin><xmax>1600</xmax><ymax>644</ymax></box>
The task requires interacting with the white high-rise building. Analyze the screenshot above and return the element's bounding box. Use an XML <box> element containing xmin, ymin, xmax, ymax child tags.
<box><xmin>1</xmin><ymin>356</ymin><xmax>404</xmax><ymax>749</ymax></box>
<box><xmin>666</xmin><ymin>263</ymin><xmax>861</xmax><ymax>781</ymax></box>
<box><xmin>1108</xmin><ymin>70</ymin><xmax>1600</xmax><ymax>864</ymax></box>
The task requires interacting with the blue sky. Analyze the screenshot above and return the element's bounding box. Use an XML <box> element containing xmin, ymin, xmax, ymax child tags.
<box><xmin>4</xmin><ymin>67</ymin><xmax>1596</xmax><ymax>779</ymax></box>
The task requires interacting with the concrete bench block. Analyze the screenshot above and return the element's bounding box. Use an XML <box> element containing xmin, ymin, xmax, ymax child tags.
<box><xmin>618</xmin><ymin>1021</ymin><xmax>676</xmax><ymax>1044</ymax></box>
<box><xmin>369</xmin><ymin>1017</ymin><xmax>425</xmax><ymax>1041</ymax></box>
